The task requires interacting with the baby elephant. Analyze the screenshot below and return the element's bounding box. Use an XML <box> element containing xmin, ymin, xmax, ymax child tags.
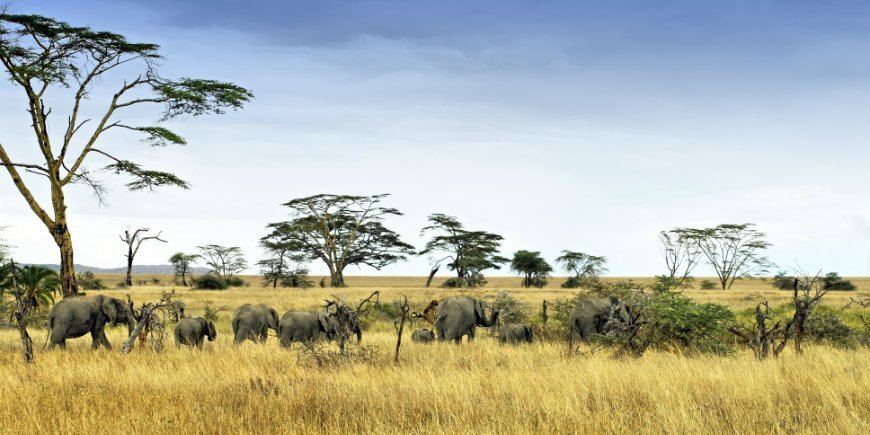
<box><xmin>499</xmin><ymin>323</ymin><xmax>533</xmax><ymax>344</ymax></box>
<box><xmin>411</xmin><ymin>328</ymin><xmax>435</xmax><ymax>343</ymax></box>
<box><xmin>174</xmin><ymin>317</ymin><xmax>217</xmax><ymax>349</ymax></box>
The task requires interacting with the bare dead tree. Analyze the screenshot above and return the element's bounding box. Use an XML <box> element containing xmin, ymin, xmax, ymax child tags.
<box><xmin>424</xmin><ymin>265</ymin><xmax>440</xmax><ymax>288</ymax></box>
<box><xmin>541</xmin><ymin>300</ymin><xmax>549</xmax><ymax>327</ymax></box>
<box><xmin>844</xmin><ymin>297</ymin><xmax>870</xmax><ymax>309</ymax></box>
<box><xmin>323</xmin><ymin>291</ymin><xmax>380</xmax><ymax>352</ymax></box>
<box><xmin>728</xmin><ymin>299</ymin><xmax>791</xmax><ymax>359</ymax></box>
<box><xmin>122</xmin><ymin>290</ymin><xmax>178</xmax><ymax>354</ymax></box>
<box><xmin>120</xmin><ymin>228</ymin><xmax>167</xmax><ymax>286</ymax></box>
<box><xmin>392</xmin><ymin>295</ymin><xmax>411</xmax><ymax>364</ymax></box>
<box><xmin>8</xmin><ymin>261</ymin><xmax>33</xmax><ymax>363</ymax></box>
<box><xmin>410</xmin><ymin>300</ymin><xmax>439</xmax><ymax>325</ymax></box>
<box><xmin>790</xmin><ymin>270</ymin><xmax>828</xmax><ymax>354</ymax></box>
<box><xmin>658</xmin><ymin>230</ymin><xmax>702</xmax><ymax>289</ymax></box>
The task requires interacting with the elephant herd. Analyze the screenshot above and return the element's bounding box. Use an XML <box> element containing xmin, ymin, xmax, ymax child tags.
<box><xmin>44</xmin><ymin>294</ymin><xmax>630</xmax><ymax>350</ymax></box>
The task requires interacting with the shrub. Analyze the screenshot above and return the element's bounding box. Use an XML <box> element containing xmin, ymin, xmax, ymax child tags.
<box><xmin>804</xmin><ymin>307</ymin><xmax>855</xmax><ymax>347</ymax></box>
<box><xmin>699</xmin><ymin>280</ymin><xmax>717</xmax><ymax>290</ymax></box>
<box><xmin>77</xmin><ymin>271</ymin><xmax>105</xmax><ymax>290</ymax></box>
<box><xmin>202</xmin><ymin>302</ymin><xmax>229</xmax><ymax>322</ymax></box>
<box><xmin>281</xmin><ymin>268</ymin><xmax>313</xmax><ymax>288</ymax></box>
<box><xmin>487</xmin><ymin>290</ymin><xmax>529</xmax><ymax>325</ymax></box>
<box><xmin>771</xmin><ymin>272</ymin><xmax>795</xmax><ymax>290</ymax></box>
<box><xmin>195</xmin><ymin>275</ymin><xmax>229</xmax><ymax>290</ymax></box>
<box><xmin>822</xmin><ymin>272</ymin><xmax>855</xmax><ymax>291</ymax></box>
<box><xmin>225</xmin><ymin>276</ymin><xmax>246</xmax><ymax>287</ymax></box>
<box><xmin>561</xmin><ymin>276</ymin><xmax>600</xmax><ymax>289</ymax></box>
<box><xmin>441</xmin><ymin>274</ymin><xmax>487</xmax><ymax>288</ymax></box>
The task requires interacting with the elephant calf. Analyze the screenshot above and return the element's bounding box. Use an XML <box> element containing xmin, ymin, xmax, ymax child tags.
<box><xmin>411</xmin><ymin>328</ymin><xmax>435</xmax><ymax>343</ymax></box>
<box><xmin>499</xmin><ymin>323</ymin><xmax>533</xmax><ymax>344</ymax></box>
<box><xmin>174</xmin><ymin>317</ymin><xmax>217</xmax><ymax>349</ymax></box>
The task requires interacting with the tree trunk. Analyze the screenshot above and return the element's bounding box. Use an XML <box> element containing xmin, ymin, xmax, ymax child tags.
<box><xmin>425</xmin><ymin>266</ymin><xmax>439</xmax><ymax>288</ymax></box>
<box><xmin>55</xmin><ymin>225</ymin><xmax>78</xmax><ymax>297</ymax></box>
<box><xmin>180</xmin><ymin>268</ymin><xmax>188</xmax><ymax>287</ymax></box>
<box><xmin>16</xmin><ymin>313</ymin><xmax>34</xmax><ymax>364</ymax></box>
<box><xmin>331</xmin><ymin>270</ymin><xmax>345</xmax><ymax>287</ymax></box>
<box><xmin>125</xmin><ymin>249</ymin><xmax>134</xmax><ymax>287</ymax></box>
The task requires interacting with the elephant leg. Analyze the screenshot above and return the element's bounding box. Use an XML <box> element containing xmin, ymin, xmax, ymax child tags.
<box><xmin>196</xmin><ymin>337</ymin><xmax>204</xmax><ymax>350</ymax></box>
<box><xmin>99</xmin><ymin>331</ymin><xmax>113</xmax><ymax>350</ymax></box>
<box><xmin>467</xmin><ymin>328</ymin><xmax>476</xmax><ymax>342</ymax></box>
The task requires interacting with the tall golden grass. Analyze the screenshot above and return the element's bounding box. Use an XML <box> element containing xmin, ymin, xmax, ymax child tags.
<box><xmin>1</xmin><ymin>277</ymin><xmax>868</xmax><ymax>434</ymax></box>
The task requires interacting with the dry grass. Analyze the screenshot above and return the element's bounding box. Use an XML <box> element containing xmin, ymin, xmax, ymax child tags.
<box><xmin>1</xmin><ymin>276</ymin><xmax>868</xmax><ymax>434</ymax></box>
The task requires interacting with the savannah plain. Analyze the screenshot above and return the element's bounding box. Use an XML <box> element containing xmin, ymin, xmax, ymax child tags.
<box><xmin>1</xmin><ymin>275</ymin><xmax>868</xmax><ymax>434</ymax></box>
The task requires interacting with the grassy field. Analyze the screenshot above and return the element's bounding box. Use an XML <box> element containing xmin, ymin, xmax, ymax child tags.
<box><xmin>1</xmin><ymin>276</ymin><xmax>868</xmax><ymax>434</ymax></box>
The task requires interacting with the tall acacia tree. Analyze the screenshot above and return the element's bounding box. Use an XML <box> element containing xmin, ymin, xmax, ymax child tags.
<box><xmin>510</xmin><ymin>250</ymin><xmax>552</xmax><ymax>288</ymax></box>
<box><xmin>673</xmin><ymin>223</ymin><xmax>772</xmax><ymax>290</ymax></box>
<box><xmin>265</xmin><ymin>194</ymin><xmax>415</xmax><ymax>287</ymax></box>
<box><xmin>0</xmin><ymin>13</ymin><xmax>253</xmax><ymax>296</ymax></box>
<box><xmin>418</xmin><ymin>213</ymin><xmax>508</xmax><ymax>286</ymax></box>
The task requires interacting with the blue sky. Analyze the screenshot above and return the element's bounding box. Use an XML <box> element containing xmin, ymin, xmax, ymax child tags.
<box><xmin>1</xmin><ymin>0</ymin><xmax>868</xmax><ymax>276</ymax></box>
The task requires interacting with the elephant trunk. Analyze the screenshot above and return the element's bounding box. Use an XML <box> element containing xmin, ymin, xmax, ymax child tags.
<box><xmin>480</xmin><ymin>310</ymin><xmax>499</xmax><ymax>327</ymax></box>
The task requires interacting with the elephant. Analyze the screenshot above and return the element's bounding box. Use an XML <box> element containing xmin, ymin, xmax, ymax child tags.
<box><xmin>411</xmin><ymin>328</ymin><xmax>435</xmax><ymax>343</ymax></box>
<box><xmin>174</xmin><ymin>317</ymin><xmax>217</xmax><ymax>349</ymax></box>
<box><xmin>499</xmin><ymin>323</ymin><xmax>533</xmax><ymax>344</ymax></box>
<box><xmin>433</xmin><ymin>296</ymin><xmax>499</xmax><ymax>343</ymax></box>
<box><xmin>277</xmin><ymin>311</ymin><xmax>338</xmax><ymax>348</ymax></box>
<box><xmin>232</xmin><ymin>304</ymin><xmax>279</xmax><ymax>345</ymax></box>
<box><xmin>47</xmin><ymin>295</ymin><xmax>136</xmax><ymax>350</ymax></box>
<box><xmin>568</xmin><ymin>296</ymin><xmax>631</xmax><ymax>342</ymax></box>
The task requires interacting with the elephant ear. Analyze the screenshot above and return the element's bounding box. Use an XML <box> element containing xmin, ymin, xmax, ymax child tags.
<box><xmin>102</xmin><ymin>297</ymin><xmax>118</xmax><ymax>323</ymax></box>
<box><xmin>207</xmin><ymin>321</ymin><xmax>217</xmax><ymax>340</ymax></box>
<box><xmin>269</xmin><ymin>308</ymin><xmax>279</xmax><ymax>329</ymax></box>
<box><xmin>318</xmin><ymin>313</ymin><xmax>330</xmax><ymax>332</ymax></box>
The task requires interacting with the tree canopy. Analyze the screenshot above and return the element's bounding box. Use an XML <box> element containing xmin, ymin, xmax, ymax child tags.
<box><xmin>510</xmin><ymin>250</ymin><xmax>552</xmax><ymax>288</ymax></box>
<box><xmin>672</xmin><ymin>223</ymin><xmax>773</xmax><ymax>290</ymax></box>
<box><xmin>264</xmin><ymin>194</ymin><xmax>415</xmax><ymax>287</ymax></box>
<box><xmin>0</xmin><ymin>13</ymin><xmax>252</xmax><ymax>295</ymax></box>
<box><xmin>555</xmin><ymin>250</ymin><xmax>608</xmax><ymax>288</ymax></box>
<box><xmin>418</xmin><ymin>213</ymin><xmax>508</xmax><ymax>287</ymax></box>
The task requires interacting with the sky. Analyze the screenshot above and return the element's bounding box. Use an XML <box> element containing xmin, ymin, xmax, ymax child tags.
<box><xmin>0</xmin><ymin>0</ymin><xmax>868</xmax><ymax>277</ymax></box>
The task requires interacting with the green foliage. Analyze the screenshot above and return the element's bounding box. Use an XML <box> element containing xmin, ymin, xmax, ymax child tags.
<box><xmin>194</xmin><ymin>275</ymin><xmax>228</xmax><ymax>290</ymax></box>
<box><xmin>1</xmin><ymin>265</ymin><xmax>61</xmax><ymax>309</ymax></box>
<box><xmin>699</xmin><ymin>280</ymin><xmax>718</xmax><ymax>290</ymax></box>
<box><xmin>197</xmin><ymin>245</ymin><xmax>247</xmax><ymax>280</ymax></box>
<box><xmin>419</xmin><ymin>213</ymin><xmax>508</xmax><ymax>286</ymax></box>
<box><xmin>225</xmin><ymin>276</ymin><xmax>247</xmax><ymax>287</ymax></box>
<box><xmin>510</xmin><ymin>250</ymin><xmax>552</xmax><ymax>288</ymax></box>
<box><xmin>637</xmin><ymin>291</ymin><xmax>735</xmax><ymax>355</ymax></box>
<box><xmin>441</xmin><ymin>274</ymin><xmax>487</xmax><ymax>288</ymax></box>
<box><xmin>77</xmin><ymin>271</ymin><xmax>105</xmax><ymax>290</ymax></box>
<box><xmin>134</xmin><ymin>126</ymin><xmax>187</xmax><ymax>147</ymax></box>
<box><xmin>804</xmin><ymin>307</ymin><xmax>856</xmax><ymax>348</ymax></box>
<box><xmin>556</xmin><ymin>251</ymin><xmax>607</xmax><ymax>288</ymax></box>
<box><xmin>771</xmin><ymin>272</ymin><xmax>795</xmax><ymax>290</ymax></box>
<box><xmin>487</xmin><ymin>291</ymin><xmax>530</xmax><ymax>325</ymax></box>
<box><xmin>267</xmin><ymin>194</ymin><xmax>415</xmax><ymax>287</ymax></box>
<box><xmin>821</xmin><ymin>272</ymin><xmax>855</xmax><ymax>291</ymax></box>
<box><xmin>105</xmin><ymin>160</ymin><xmax>191</xmax><ymax>191</ymax></box>
<box><xmin>671</xmin><ymin>223</ymin><xmax>773</xmax><ymax>289</ymax></box>
<box><xmin>169</xmin><ymin>252</ymin><xmax>199</xmax><ymax>285</ymax></box>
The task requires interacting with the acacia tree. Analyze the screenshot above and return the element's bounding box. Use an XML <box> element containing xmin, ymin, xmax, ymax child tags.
<box><xmin>510</xmin><ymin>250</ymin><xmax>552</xmax><ymax>288</ymax></box>
<box><xmin>265</xmin><ymin>194</ymin><xmax>414</xmax><ymax>287</ymax></box>
<box><xmin>418</xmin><ymin>213</ymin><xmax>508</xmax><ymax>287</ymax></box>
<box><xmin>657</xmin><ymin>230</ymin><xmax>702</xmax><ymax>289</ymax></box>
<box><xmin>555</xmin><ymin>250</ymin><xmax>607</xmax><ymax>288</ymax></box>
<box><xmin>197</xmin><ymin>245</ymin><xmax>247</xmax><ymax>281</ymax></box>
<box><xmin>0</xmin><ymin>13</ymin><xmax>253</xmax><ymax>296</ymax></box>
<box><xmin>673</xmin><ymin>223</ymin><xmax>772</xmax><ymax>290</ymax></box>
<box><xmin>120</xmin><ymin>228</ymin><xmax>166</xmax><ymax>286</ymax></box>
<box><xmin>168</xmin><ymin>252</ymin><xmax>199</xmax><ymax>286</ymax></box>
<box><xmin>257</xmin><ymin>236</ymin><xmax>311</xmax><ymax>288</ymax></box>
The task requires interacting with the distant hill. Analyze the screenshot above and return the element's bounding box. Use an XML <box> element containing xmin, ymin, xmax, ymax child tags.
<box><xmin>28</xmin><ymin>264</ymin><xmax>211</xmax><ymax>275</ymax></box>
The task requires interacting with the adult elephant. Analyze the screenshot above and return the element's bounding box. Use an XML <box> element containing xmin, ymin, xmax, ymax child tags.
<box><xmin>411</xmin><ymin>328</ymin><xmax>435</xmax><ymax>343</ymax></box>
<box><xmin>277</xmin><ymin>311</ymin><xmax>338</xmax><ymax>348</ymax></box>
<box><xmin>499</xmin><ymin>323</ymin><xmax>533</xmax><ymax>344</ymax></box>
<box><xmin>232</xmin><ymin>304</ymin><xmax>279</xmax><ymax>345</ymax></box>
<box><xmin>568</xmin><ymin>296</ymin><xmax>630</xmax><ymax>342</ymax></box>
<box><xmin>47</xmin><ymin>295</ymin><xmax>135</xmax><ymax>350</ymax></box>
<box><xmin>433</xmin><ymin>296</ymin><xmax>499</xmax><ymax>343</ymax></box>
<box><xmin>174</xmin><ymin>317</ymin><xmax>217</xmax><ymax>349</ymax></box>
